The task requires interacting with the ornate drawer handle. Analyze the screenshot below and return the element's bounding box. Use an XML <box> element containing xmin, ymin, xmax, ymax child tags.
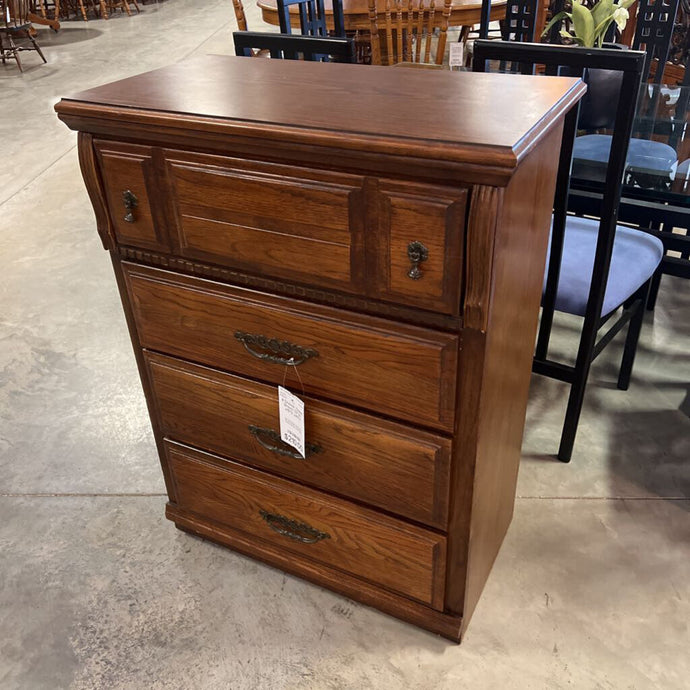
<box><xmin>259</xmin><ymin>510</ymin><xmax>330</xmax><ymax>544</ymax></box>
<box><xmin>122</xmin><ymin>189</ymin><xmax>138</xmax><ymax>223</ymax></box>
<box><xmin>248</xmin><ymin>425</ymin><xmax>322</xmax><ymax>459</ymax></box>
<box><xmin>234</xmin><ymin>331</ymin><xmax>318</xmax><ymax>366</ymax></box>
<box><xmin>407</xmin><ymin>241</ymin><xmax>429</xmax><ymax>280</ymax></box>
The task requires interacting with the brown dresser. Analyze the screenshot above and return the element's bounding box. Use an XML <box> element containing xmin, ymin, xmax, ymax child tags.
<box><xmin>56</xmin><ymin>56</ymin><xmax>584</xmax><ymax>642</ymax></box>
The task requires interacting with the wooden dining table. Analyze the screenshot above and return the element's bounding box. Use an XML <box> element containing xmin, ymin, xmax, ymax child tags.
<box><xmin>256</xmin><ymin>0</ymin><xmax>508</xmax><ymax>32</ymax></box>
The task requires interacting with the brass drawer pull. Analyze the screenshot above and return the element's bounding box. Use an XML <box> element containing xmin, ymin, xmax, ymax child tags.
<box><xmin>259</xmin><ymin>510</ymin><xmax>330</xmax><ymax>543</ymax></box>
<box><xmin>234</xmin><ymin>331</ymin><xmax>318</xmax><ymax>366</ymax></box>
<box><xmin>407</xmin><ymin>241</ymin><xmax>429</xmax><ymax>280</ymax></box>
<box><xmin>249</xmin><ymin>425</ymin><xmax>322</xmax><ymax>459</ymax></box>
<box><xmin>122</xmin><ymin>189</ymin><xmax>138</xmax><ymax>223</ymax></box>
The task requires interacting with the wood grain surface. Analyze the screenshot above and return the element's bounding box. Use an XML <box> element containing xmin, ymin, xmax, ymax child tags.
<box><xmin>146</xmin><ymin>352</ymin><xmax>452</xmax><ymax>528</ymax></box>
<box><xmin>166</xmin><ymin>441</ymin><xmax>447</xmax><ymax>609</ymax></box>
<box><xmin>56</xmin><ymin>56</ymin><xmax>586</xmax><ymax>185</ymax></box>
<box><xmin>124</xmin><ymin>263</ymin><xmax>459</xmax><ymax>431</ymax></box>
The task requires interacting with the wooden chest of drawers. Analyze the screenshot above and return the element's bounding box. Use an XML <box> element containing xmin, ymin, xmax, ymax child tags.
<box><xmin>56</xmin><ymin>56</ymin><xmax>584</xmax><ymax>642</ymax></box>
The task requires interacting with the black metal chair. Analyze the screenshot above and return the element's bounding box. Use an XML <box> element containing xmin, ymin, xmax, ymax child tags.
<box><xmin>469</xmin><ymin>0</ymin><xmax>540</xmax><ymax>41</ymax></box>
<box><xmin>473</xmin><ymin>41</ymin><xmax>664</xmax><ymax>463</ymax></box>
<box><xmin>633</xmin><ymin>0</ymin><xmax>681</xmax><ymax>84</ymax></box>
<box><xmin>0</xmin><ymin>0</ymin><xmax>47</xmax><ymax>71</ymax></box>
<box><xmin>233</xmin><ymin>31</ymin><xmax>356</xmax><ymax>62</ymax></box>
<box><xmin>276</xmin><ymin>0</ymin><xmax>345</xmax><ymax>37</ymax></box>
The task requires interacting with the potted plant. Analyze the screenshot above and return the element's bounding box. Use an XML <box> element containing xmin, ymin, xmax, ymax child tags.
<box><xmin>543</xmin><ymin>0</ymin><xmax>638</xmax><ymax>130</ymax></box>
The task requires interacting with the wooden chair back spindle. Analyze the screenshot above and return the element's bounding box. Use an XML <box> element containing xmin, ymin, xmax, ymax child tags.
<box><xmin>368</xmin><ymin>0</ymin><xmax>451</xmax><ymax>65</ymax></box>
<box><xmin>232</xmin><ymin>0</ymin><xmax>248</xmax><ymax>31</ymax></box>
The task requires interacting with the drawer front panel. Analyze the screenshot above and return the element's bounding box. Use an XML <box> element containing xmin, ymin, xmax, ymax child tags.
<box><xmin>125</xmin><ymin>264</ymin><xmax>458</xmax><ymax>430</ymax></box>
<box><xmin>166</xmin><ymin>441</ymin><xmax>447</xmax><ymax>608</ymax></box>
<box><xmin>164</xmin><ymin>152</ymin><xmax>365</xmax><ymax>292</ymax></box>
<box><xmin>147</xmin><ymin>352</ymin><xmax>451</xmax><ymax>528</ymax></box>
<box><xmin>95</xmin><ymin>142</ymin><xmax>166</xmax><ymax>251</ymax></box>
<box><xmin>374</xmin><ymin>182</ymin><xmax>466</xmax><ymax>315</ymax></box>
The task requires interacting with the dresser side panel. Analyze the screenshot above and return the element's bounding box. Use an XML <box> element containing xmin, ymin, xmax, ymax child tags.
<box><xmin>461</xmin><ymin>122</ymin><xmax>563</xmax><ymax>633</ymax></box>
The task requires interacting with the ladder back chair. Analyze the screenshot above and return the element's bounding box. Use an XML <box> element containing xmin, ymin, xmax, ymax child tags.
<box><xmin>367</xmin><ymin>0</ymin><xmax>453</xmax><ymax>66</ymax></box>
<box><xmin>233</xmin><ymin>30</ymin><xmax>356</xmax><ymax>61</ymax></box>
<box><xmin>277</xmin><ymin>0</ymin><xmax>345</xmax><ymax>37</ymax></box>
<box><xmin>1</xmin><ymin>0</ymin><xmax>47</xmax><ymax>71</ymax></box>
<box><xmin>473</xmin><ymin>41</ymin><xmax>664</xmax><ymax>462</ymax></box>
<box><xmin>633</xmin><ymin>0</ymin><xmax>681</xmax><ymax>84</ymax></box>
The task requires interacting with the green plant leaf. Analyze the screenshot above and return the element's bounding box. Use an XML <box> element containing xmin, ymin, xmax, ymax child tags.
<box><xmin>541</xmin><ymin>10</ymin><xmax>570</xmax><ymax>38</ymax></box>
<box><xmin>571</xmin><ymin>0</ymin><xmax>595</xmax><ymax>47</ymax></box>
<box><xmin>591</xmin><ymin>0</ymin><xmax>613</xmax><ymax>29</ymax></box>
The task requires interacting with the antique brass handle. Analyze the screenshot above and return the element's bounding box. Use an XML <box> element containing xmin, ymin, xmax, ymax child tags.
<box><xmin>259</xmin><ymin>510</ymin><xmax>330</xmax><ymax>544</ymax></box>
<box><xmin>407</xmin><ymin>241</ymin><xmax>429</xmax><ymax>280</ymax></box>
<box><xmin>122</xmin><ymin>189</ymin><xmax>138</xmax><ymax>223</ymax></box>
<box><xmin>234</xmin><ymin>331</ymin><xmax>318</xmax><ymax>366</ymax></box>
<box><xmin>248</xmin><ymin>425</ymin><xmax>322</xmax><ymax>459</ymax></box>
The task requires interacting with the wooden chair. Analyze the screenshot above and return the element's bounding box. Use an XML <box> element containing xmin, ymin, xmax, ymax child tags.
<box><xmin>474</xmin><ymin>41</ymin><xmax>664</xmax><ymax>463</ymax></box>
<box><xmin>367</xmin><ymin>0</ymin><xmax>453</xmax><ymax>66</ymax></box>
<box><xmin>231</xmin><ymin>0</ymin><xmax>248</xmax><ymax>31</ymax></box>
<box><xmin>1</xmin><ymin>0</ymin><xmax>47</xmax><ymax>71</ymax></box>
<box><xmin>277</xmin><ymin>0</ymin><xmax>345</xmax><ymax>37</ymax></box>
<box><xmin>233</xmin><ymin>30</ymin><xmax>356</xmax><ymax>61</ymax></box>
<box><xmin>103</xmin><ymin>0</ymin><xmax>139</xmax><ymax>16</ymax></box>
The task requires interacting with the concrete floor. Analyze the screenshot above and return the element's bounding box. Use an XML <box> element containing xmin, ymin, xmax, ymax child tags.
<box><xmin>1</xmin><ymin>1</ymin><xmax>688</xmax><ymax>687</ymax></box>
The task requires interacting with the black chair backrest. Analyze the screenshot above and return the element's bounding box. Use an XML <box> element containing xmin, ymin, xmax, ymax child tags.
<box><xmin>276</xmin><ymin>0</ymin><xmax>345</xmax><ymax>38</ymax></box>
<box><xmin>472</xmin><ymin>41</ymin><xmax>645</xmax><ymax>340</ymax></box>
<box><xmin>501</xmin><ymin>0</ymin><xmax>539</xmax><ymax>42</ymax></box>
<box><xmin>233</xmin><ymin>31</ymin><xmax>356</xmax><ymax>63</ymax></box>
<box><xmin>477</xmin><ymin>0</ymin><xmax>538</xmax><ymax>41</ymax></box>
<box><xmin>633</xmin><ymin>0</ymin><xmax>680</xmax><ymax>84</ymax></box>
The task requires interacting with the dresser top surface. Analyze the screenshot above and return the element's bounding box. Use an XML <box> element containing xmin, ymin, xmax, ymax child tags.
<box><xmin>57</xmin><ymin>55</ymin><xmax>584</xmax><ymax>175</ymax></box>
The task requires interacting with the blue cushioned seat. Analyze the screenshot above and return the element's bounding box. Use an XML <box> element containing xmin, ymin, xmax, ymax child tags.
<box><xmin>544</xmin><ymin>216</ymin><xmax>664</xmax><ymax>317</ymax></box>
<box><xmin>572</xmin><ymin>135</ymin><xmax>678</xmax><ymax>181</ymax></box>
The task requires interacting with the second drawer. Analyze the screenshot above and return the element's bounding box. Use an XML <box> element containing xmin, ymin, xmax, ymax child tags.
<box><xmin>124</xmin><ymin>262</ymin><xmax>458</xmax><ymax>431</ymax></box>
<box><xmin>146</xmin><ymin>352</ymin><xmax>451</xmax><ymax>528</ymax></box>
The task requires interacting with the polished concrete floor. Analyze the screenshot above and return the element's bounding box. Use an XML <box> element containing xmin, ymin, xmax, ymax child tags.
<box><xmin>1</xmin><ymin>1</ymin><xmax>689</xmax><ymax>688</ymax></box>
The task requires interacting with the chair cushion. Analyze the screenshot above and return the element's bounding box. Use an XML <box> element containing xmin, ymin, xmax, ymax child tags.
<box><xmin>544</xmin><ymin>216</ymin><xmax>664</xmax><ymax>317</ymax></box>
<box><xmin>573</xmin><ymin>135</ymin><xmax>678</xmax><ymax>177</ymax></box>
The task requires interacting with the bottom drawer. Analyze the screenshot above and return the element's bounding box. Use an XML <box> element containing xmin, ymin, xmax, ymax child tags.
<box><xmin>166</xmin><ymin>441</ymin><xmax>447</xmax><ymax>609</ymax></box>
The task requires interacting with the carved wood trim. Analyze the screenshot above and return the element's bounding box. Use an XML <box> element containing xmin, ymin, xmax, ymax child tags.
<box><xmin>77</xmin><ymin>132</ymin><xmax>114</xmax><ymax>250</ymax></box>
<box><xmin>117</xmin><ymin>246</ymin><xmax>462</xmax><ymax>331</ymax></box>
<box><xmin>463</xmin><ymin>186</ymin><xmax>502</xmax><ymax>332</ymax></box>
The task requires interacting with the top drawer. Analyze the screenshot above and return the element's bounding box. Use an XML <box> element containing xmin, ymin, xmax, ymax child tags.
<box><xmin>95</xmin><ymin>142</ymin><xmax>467</xmax><ymax>315</ymax></box>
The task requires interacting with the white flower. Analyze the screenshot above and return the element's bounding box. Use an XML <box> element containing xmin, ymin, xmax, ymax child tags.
<box><xmin>612</xmin><ymin>6</ymin><xmax>629</xmax><ymax>31</ymax></box>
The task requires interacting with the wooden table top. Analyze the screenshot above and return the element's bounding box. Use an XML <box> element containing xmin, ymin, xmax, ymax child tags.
<box><xmin>56</xmin><ymin>55</ymin><xmax>584</xmax><ymax>181</ymax></box>
<box><xmin>256</xmin><ymin>0</ymin><xmax>508</xmax><ymax>30</ymax></box>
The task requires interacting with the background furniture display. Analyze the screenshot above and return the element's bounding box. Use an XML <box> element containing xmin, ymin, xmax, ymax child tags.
<box><xmin>233</xmin><ymin>29</ymin><xmax>356</xmax><ymax>60</ymax></box>
<box><xmin>367</xmin><ymin>0</ymin><xmax>453</xmax><ymax>65</ymax></box>
<box><xmin>474</xmin><ymin>41</ymin><xmax>663</xmax><ymax>463</ymax></box>
<box><xmin>56</xmin><ymin>55</ymin><xmax>583</xmax><ymax>641</ymax></box>
<box><xmin>277</xmin><ymin>0</ymin><xmax>345</xmax><ymax>36</ymax></box>
<box><xmin>570</xmin><ymin>81</ymin><xmax>690</xmax><ymax>308</ymax></box>
<box><xmin>257</xmin><ymin>0</ymin><xmax>507</xmax><ymax>33</ymax></box>
<box><xmin>1</xmin><ymin>0</ymin><xmax>47</xmax><ymax>70</ymax></box>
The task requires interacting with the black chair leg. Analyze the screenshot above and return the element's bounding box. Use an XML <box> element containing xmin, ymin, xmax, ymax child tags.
<box><xmin>646</xmin><ymin>268</ymin><xmax>662</xmax><ymax>310</ymax></box>
<box><xmin>617</xmin><ymin>280</ymin><xmax>651</xmax><ymax>390</ymax></box>
<box><xmin>557</xmin><ymin>319</ymin><xmax>599</xmax><ymax>463</ymax></box>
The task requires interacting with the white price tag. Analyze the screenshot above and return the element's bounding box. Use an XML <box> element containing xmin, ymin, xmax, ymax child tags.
<box><xmin>278</xmin><ymin>386</ymin><xmax>305</xmax><ymax>459</ymax></box>
<box><xmin>449</xmin><ymin>41</ymin><xmax>464</xmax><ymax>69</ymax></box>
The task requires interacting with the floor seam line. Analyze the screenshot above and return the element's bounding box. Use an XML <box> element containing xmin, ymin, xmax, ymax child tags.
<box><xmin>0</xmin><ymin>492</ymin><xmax>167</xmax><ymax>497</ymax></box>
<box><xmin>515</xmin><ymin>495</ymin><xmax>689</xmax><ymax>500</ymax></box>
<box><xmin>0</xmin><ymin>145</ymin><xmax>76</xmax><ymax>209</ymax></box>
